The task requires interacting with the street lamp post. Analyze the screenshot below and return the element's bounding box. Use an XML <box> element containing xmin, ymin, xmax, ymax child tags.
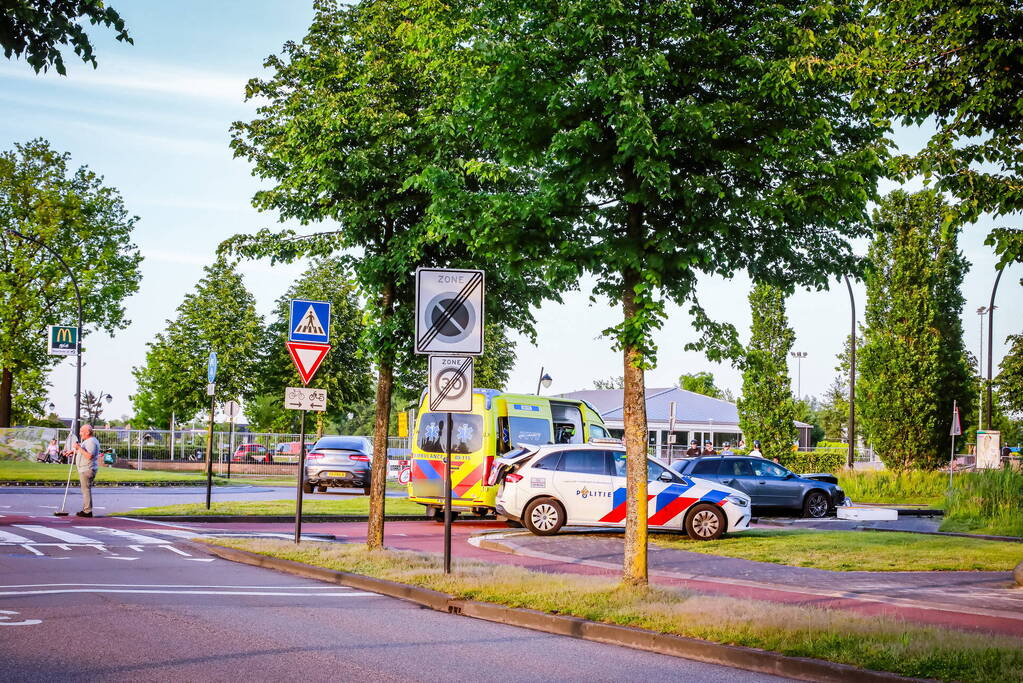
<box><xmin>536</xmin><ymin>367</ymin><xmax>553</xmax><ymax>395</ymax></box>
<box><xmin>977</xmin><ymin>306</ymin><xmax>988</xmax><ymax>431</ymax></box>
<box><xmin>3</xmin><ymin>229</ymin><xmax>83</xmax><ymax>440</ymax></box>
<box><xmin>986</xmin><ymin>268</ymin><xmax>1005</xmax><ymax>431</ymax></box>
<box><xmin>789</xmin><ymin>351</ymin><xmax>807</xmax><ymax>399</ymax></box>
<box><xmin>844</xmin><ymin>276</ymin><xmax>857</xmax><ymax>469</ymax></box>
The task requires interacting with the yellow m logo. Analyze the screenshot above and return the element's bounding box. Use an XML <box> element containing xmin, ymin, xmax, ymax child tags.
<box><xmin>55</xmin><ymin>328</ymin><xmax>73</xmax><ymax>343</ymax></box>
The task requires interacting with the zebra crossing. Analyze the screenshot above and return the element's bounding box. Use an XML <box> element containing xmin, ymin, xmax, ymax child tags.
<box><xmin>0</xmin><ymin>523</ymin><xmax>330</xmax><ymax>561</ymax></box>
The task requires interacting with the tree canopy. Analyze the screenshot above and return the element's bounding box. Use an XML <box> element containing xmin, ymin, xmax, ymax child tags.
<box><xmin>858</xmin><ymin>190</ymin><xmax>972</xmax><ymax>469</ymax></box>
<box><xmin>678</xmin><ymin>372</ymin><xmax>731</xmax><ymax>401</ymax></box>
<box><xmin>997</xmin><ymin>333</ymin><xmax>1023</xmax><ymax>416</ymax></box>
<box><xmin>1</xmin><ymin>0</ymin><xmax>132</xmax><ymax>74</ymax></box>
<box><xmin>0</xmin><ymin>138</ymin><xmax>142</xmax><ymax>426</ymax></box>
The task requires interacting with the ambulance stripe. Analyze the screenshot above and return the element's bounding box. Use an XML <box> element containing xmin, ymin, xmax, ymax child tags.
<box><xmin>413</xmin><ymin>459</ymin><xmax>443</xmax><ymax>480</ymax></box>
<box><xmin>453</xmin><ymin>465</ymin><xmax>483</xmax><ymax>497</ymax></box>
<box><xmin>648</xmin><ymin>496</ymin><xmax>698</xmax><ymax>526</ymax></box>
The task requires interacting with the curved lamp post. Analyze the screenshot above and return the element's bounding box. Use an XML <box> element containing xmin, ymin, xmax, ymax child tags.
<box><xmin>844</xmin><ymin>276</ymin><xmax>856</xmax><ymax>469</ymax></box>
<box><xmin>986</xmin><ymin>268</ymin><xmax>1004</xmax><ymax>430</ymax></box>
<box><xmin>536</xmin><ymin>367</ymin><xmax>553</xmax><ymax>395</ymax></box>
<box><xmin>3</xmin><ymin>228</ymin><xmax>83</xmax><ymax>439</ymax></box>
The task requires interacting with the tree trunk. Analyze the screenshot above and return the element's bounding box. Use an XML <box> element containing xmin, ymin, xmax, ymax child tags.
<box><xmin>0</xmin><ymin>368</ymin><xmax>12</xmax><ymax>428</ymax></box>
<box><xmin>366</xmin><ymin>282</ymin><xmax>395</xmax><ymax>551</ymax></box>
<box><xmin>621</xmin><ymin>273</ymin><xmax>649</xmax><ymax>587</ymax></box>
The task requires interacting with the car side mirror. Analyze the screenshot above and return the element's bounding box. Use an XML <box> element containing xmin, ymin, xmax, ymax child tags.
<box><xmin>658</xmin><ymin>471</ymin><xmax>674</xmax><ymax>482</ymax></box>
<box><xmin>784</xmin><ymin>472</ymin><xmax>795</xmax><ymax>479</ymax></box>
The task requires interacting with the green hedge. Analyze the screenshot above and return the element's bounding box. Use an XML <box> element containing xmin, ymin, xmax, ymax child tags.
<box><xmin>779</xmin><ymin>442</ymin><xmax>846</xmax><ymax>473</ymax></box>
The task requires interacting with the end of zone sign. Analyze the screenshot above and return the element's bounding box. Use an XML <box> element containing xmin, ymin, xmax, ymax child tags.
<box><xmin>429</xmin><ymin>355</ymin><xmax>474</xmax><ymax>413</ymax></box>
<box><xmin>415</xmin><ymin>268</ymin><xmax>484</xmax><ymax>355</ymax></box>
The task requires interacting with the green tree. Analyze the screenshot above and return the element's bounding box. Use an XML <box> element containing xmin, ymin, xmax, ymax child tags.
<box><xmin>131</xmin><ymin>258</ymin><xmax>263</xmax><ymax>426</ymax></box>
<box><xmin>825</xmin><ymin>1</ymin><xmax>1023</xmax><ymax>265</ymax></box>
<box><xmin>794</xmin><ymin>398</ymin><xmax>825</xmax><ymax>446</ymax></box>
<box><xmin>223</xmin><ymin>0</ymin><xmax>545</xmax><ymax>550</ymax></box>
<box><xmin>255</xmin><ymin>257</ymin><xmax>373</xmax><ymax>438</ymax></box>
<box><xmin>858</xmin><ymin>190</ymin><xmax>972</xmax><ymax>470</ymax></box>
<box><xmin>819</xmin><ymin>376</ymin><xmax>850</xmax><ymax>442</ymax></box>
<box><xmin>1</xmin><ymin>0</ymin><xmax>132</xmax><ymax>74</ymax></box>
<box><xmin>737</xmin><ymin>284</ymin><xmax>797</xmax><ymax>460</ymax></box>
<box><xmin>0</xmin><ymin>138</ymin><xmax>142</xmax><ymax>427</ymax></box>
<box><xmin>422</xmin><ymin>0</ymin><xmax>887</xmax><ymax>584</ymax></box>
<box><xmin>679</xmin><ymin>372</ymin><xmax>725</xmax><ymax>400</ymax></box>
<box><xmin>593</xmin><ymin>377</ymin><xmax>625</xmax><ymax>391</ymax></box>
<box><xmin>997</xmin><ymin>333</ymin><xmax>1023</xmax><ymax>415</ymax></box>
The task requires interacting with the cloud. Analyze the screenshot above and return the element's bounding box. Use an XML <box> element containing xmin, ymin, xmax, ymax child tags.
<box><xmin>0</xmin><ymin>59</ymin><xmax>252</xmax><ymax>104</ymax></box>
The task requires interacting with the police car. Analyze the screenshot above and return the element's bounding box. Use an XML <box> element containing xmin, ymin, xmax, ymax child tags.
<box><xmin>487</xmin><ymin>442</ymin><xmax>752</xmax><ymax>539</ymax></box>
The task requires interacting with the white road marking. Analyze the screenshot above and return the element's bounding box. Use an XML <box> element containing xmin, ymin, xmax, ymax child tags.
<box><xmin>0</xmin><ymin>589</ymin><xmax>375</xmax><ymax>597</ymax></box>
<box><xmin>0</xmin><ymin>530</ymin><xmax>33</xmax><ymax>543</ymax></box>
<box><xmin>160</xmin><ymin>545</ymin><xmax>191</xmax><ymax>557</ymax></box>
<box><xmin>0</xmin><ymin>610</ymin><xmax>41</xmax><ymax>626</ymax></box>
<box><xmin>184</xmin><ymin>558</ymin><xmax>215</xmax><ymax>562</ymax></box>
<box><xmin>76</xmin><ymin>526</ymin><xmax>168</xmax><ymax>544</ymax></box>
<box><xmin>13</xmin><ymin>525</ymin><xmax>100</xmax><ymax>544</ymax></box>
<box><xmin>129</xmin><ymin>546</ymin><xmax>144</xmax><ymax>552</ymax></box>
<box><xmin>103</xmin><ymin>556</ymin><xmax>138</xmax><ymax>561</ymax></box>
<box><xmin>20</xmin><ymin>545</ymin><xmax>43</xmax><ymax>556</ymax></box>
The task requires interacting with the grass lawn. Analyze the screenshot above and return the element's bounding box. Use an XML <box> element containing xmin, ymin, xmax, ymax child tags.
<box><xmin>0</xmin><ymin>460</ymin><xmax>229</xmax><ymax>485</ymax></box>
<box><xmin>837</xmin><ymin>469</ymin><xmax>946</xmax><ymax>507</ymax></box>
<box><xmin>115</xmin><ymin>496</ymin><xmax>425</xmax><ymax>516</ymax></box>
<box><xmin>206</xmin><ymin>538</ymin><xmax>1023</xmax><ymax>683</ymax></box>
<box><xmin>651</xmin><ymin>529</ymin><xmax>1023</xmax><ymax>571</ymax></box>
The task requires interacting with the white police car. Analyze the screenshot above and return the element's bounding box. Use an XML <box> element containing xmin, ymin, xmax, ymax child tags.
<box><xmin>488</xmin><ymin>442</ymin><xmax>752</xmax><ymax>539</ymax></box>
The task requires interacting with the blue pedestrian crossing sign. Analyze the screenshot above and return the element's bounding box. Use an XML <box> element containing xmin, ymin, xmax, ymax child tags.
<box><xmin>289</xmin><ymin>299</ymin><xmax>331</xmax><ymax>344</ymax></box>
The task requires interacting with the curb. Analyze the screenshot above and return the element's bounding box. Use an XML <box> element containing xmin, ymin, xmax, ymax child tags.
<box><xmin>198</xmin><ymin>542</ymin><xmax>929</xmax><ymax>683</ymax></box>
<box><xmin>859</xmin><ymin>526</ymin><xmax>1022</xmax><ymax>543</ymax></box>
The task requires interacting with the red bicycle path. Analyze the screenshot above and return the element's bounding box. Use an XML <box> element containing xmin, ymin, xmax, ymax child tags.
<box><xmin>20</xmin><ymin>514</ymin><xmax>1022</xmax><ymax>638</ymax></box>
<box><xmin>171</xmin><ymin>517</ymin><xmax>1023</xmax><ymax>638</ymax></box>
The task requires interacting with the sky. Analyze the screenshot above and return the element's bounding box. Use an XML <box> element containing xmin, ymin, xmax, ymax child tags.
<box><xmin>1</xmin><ymin>1</ymin><xmax>1018</xmax><ymax>424</ymax></box>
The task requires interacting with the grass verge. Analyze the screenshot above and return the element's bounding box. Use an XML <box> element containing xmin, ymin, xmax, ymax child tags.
<box><xmin>942</xmin><ymin>469</ymin><xmax>1023</xmax><ymax>538</ymax></box>
<box><xmin>0</xmin><ymin>460</ymin><xmax>230</xmax><ymax>485</ymax></box>
<box><xmin>837</xmin><ymin>469</ymin><xmax>946</xmax><ymax>506</ymax></box>
<box><xmin>114</xmin><ymin>496</ymin><xmax>425</xmax><ymax>516</ymax></box>
<box><xmin>206</xmin><ymin>538</ymin><xmax>1023</xmax><ymax>683</ymax></box>
<box><xmin>651</xmin><ymin>529</ymin><xmax>1023</xmax><ymax>571</ymax></box>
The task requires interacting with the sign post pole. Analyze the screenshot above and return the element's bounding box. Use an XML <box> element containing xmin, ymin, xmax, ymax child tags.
<box><xmin>444</xmin><ymin>411</ymin><xmax>453</xmax><ymax>574</ymax></box>
<box><xmin>205</xmin><ymin>352</ymin><xmax>218</xmax><ymax>510</ymax></box>
<box><xmin>294</xmin><ymin>409</ymin><xmax>307</xmax><ymax>543</ymax></box>
<box><xmin>948</xmin><ymin>400</ymin><xmax>961</xmax><ymax>490</ymax></box>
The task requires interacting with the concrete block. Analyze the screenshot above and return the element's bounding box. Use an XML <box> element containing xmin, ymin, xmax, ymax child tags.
<box><xmin>837</xmin><ymin>506</ymin><xmax>898</xmax><ymax>521</ymax></box>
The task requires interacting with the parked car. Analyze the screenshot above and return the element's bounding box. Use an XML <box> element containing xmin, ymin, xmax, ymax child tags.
<box><xmin>231</xmin><ymin>443</ymin><xmax>272</xmax><ymax>464</ymax></box>
<box><xmin>669</xmin><ymin>456</ymin><xmax>846</xmax><ymax>518</ymax></box>
<box><xmin>304</xmin><ymin>436</ymin><xmax>374</xmax><ymax>495</ymax></box>
<box><xmin>274</xmin><ymin>442</ymin><xmax>316</xmax><ymax>459</ymax></box>
<box><xmin>488</xmin><ymin>442</ymin><xmax>752</xmax><ymax>539</ymax></box>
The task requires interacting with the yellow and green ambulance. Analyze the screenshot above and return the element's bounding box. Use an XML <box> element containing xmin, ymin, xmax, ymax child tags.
<box><xmin>407</xmin><ymin>389</ymin><xmax>610</xmax><ymax>518</ymax></box>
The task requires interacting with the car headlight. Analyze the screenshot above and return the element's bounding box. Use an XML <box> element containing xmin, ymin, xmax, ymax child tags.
<box><xmin>724</xmin><ymin>494</ymin><xmax>749</xmax><ymax>508</ymax></box>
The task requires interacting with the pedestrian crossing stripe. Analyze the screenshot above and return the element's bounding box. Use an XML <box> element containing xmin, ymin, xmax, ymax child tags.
<box><xmin>293</xmin><ymin>305</ymin><xmax>326</xmax><ymax>337</ymax></box>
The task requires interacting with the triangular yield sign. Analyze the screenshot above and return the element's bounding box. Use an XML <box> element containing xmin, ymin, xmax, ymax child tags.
<box><xmin>286</xmin><ymin>341</ymin><xmax>331</xmax><ymax>385</ymax></box>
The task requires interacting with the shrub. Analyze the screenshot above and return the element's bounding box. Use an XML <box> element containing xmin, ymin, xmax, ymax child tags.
<box><xmin>780</xmin><ymin>443</ymin><xmax>846</xmax><ymax>473</ymax></box>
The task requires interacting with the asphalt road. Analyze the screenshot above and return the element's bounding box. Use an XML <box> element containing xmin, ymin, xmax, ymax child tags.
<box><xmin>0</xmin><ymin>485</ymin><xmax>403</xmax><ymax>517</ymax></box>
<box><xmin>0</xmin><ymin>515</ymin><xmax>790</xmax><ymax>682</ymax></box>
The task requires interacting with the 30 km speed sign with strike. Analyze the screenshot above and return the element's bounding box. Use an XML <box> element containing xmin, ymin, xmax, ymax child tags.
<box><xmin>429</xmin><ymin>355</ymin><xmax>474</xmax><ymax>413</ymax></box>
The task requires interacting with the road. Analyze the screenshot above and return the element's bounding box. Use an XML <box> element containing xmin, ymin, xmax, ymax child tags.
<box><xmin>0</xmin><ymin>513</ymin><xmax>789</xmax><ymax>682</ymax></box>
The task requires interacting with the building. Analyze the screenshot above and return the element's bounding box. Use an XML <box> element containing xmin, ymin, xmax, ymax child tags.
<box><xmin>557</xmin><ymin>387</ymin><xmax>812</xmax><ymax>458</ymax></box>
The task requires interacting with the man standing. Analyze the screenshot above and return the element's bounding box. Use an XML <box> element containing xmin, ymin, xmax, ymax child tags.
<box><xmin>702</xmin><ymin>440</ymin><xmax>716</xmax><ymax>456</ymax></box>
<box><xmin>70</xmin><ymin>424</ymin><xmax>100</xmax><ymax>517</ymax></box>
<box><xmin>685</xmin><ymin>439</ymin><xmax>701</xmax><ymax>456</ymax></box>
<box><xmin>720</xmin><ymin>441</ymin><xmax>735</xmax><ymax>455</ymax></box>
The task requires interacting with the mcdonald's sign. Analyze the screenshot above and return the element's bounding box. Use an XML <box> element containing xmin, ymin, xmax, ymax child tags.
<box><xmin>48</xmin><ymin>325</ymin><xmax>78</xmax><ymax>356</ymax></box>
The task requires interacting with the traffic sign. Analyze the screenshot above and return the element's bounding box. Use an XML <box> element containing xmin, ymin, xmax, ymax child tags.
<box><xmin>47</xmin><ymin>325</ymin><xmax>78</xmax><ymax>356</ymax></box>
<box><xmin>284</xmin><ymin>387</ymin><xmax>328</xmax><ymax>412</ymax></box>
<box><xmin>207</xmin><ymin>352</ymin><xmax>218</xmax><ymax>383</ymax></box>
<box><xmin>224</xmin><ymin>400</ymin><xmax>241</xmax><ymax>420</ymax></box>
<box><xmin>415</xmin><ymin>268</ymin><xmax>484</xmax><ymax>355</ymax></box>
<box><xmin>428</xmin><ymin>355</ymin><xmax>474</xmax><ymax>412</ymax></box>
<box><xmin>950</xmin><ymin>404</ymin><xmax>962</xmax><ymax>436</ymax></box>
<box><xmin>289</xmin><ymin>299</ymin><xmax>331</xmax><ymax>344</ymax></box>
<box><xmin>286</xmin><ymin>341</ymin><xmax>331</xmax><ymax>385</ymax></box>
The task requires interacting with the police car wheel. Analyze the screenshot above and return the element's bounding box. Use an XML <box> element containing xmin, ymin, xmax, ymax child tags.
<box><xmin>685</xmin><ymin>504</ymin><xmax>725</xmax><ymax>541</ymax></box>
<box><xmin>524</xmin><ymin>498</ymin><xmax>565</xmax><ymax>536</ymax></box>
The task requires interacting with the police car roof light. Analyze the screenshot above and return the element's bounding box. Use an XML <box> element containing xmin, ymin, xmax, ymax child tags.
<box><xmin>588</xmin><ymin>437</ymin><xmax>624</xmax><ymax>445</ymax></box>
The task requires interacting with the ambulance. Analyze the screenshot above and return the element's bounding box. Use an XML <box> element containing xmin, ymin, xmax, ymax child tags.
<box><xmin>407</xmin><ymin>389</ymin><xmax>610</xmax><ymax>518</ymax></box>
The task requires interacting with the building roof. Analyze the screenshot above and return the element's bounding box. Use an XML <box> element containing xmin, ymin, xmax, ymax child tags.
<box><xmin>557</xmin><ymin>387</ymin><xmax>811</xmax><ymax>429</ymax></box>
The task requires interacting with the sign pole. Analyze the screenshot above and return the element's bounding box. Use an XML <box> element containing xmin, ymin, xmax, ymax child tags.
<box><xmin>444</xmin><ymin>410</ymin><xmax>453</xmax><ymax>574</ymax></box>
<box><xmin>948</xmin><ymin>399</ymin><xmax>959</xmax><ymax>490</ymax></box>
<box><xmin>204</xmin><ymin>392</ymin><xmax>215</xmax><ymax>509</ymax></box>
<box><xmin>227</xmin><ymin>414</ymin><xmax>234</xmax><ymax>480</ymax></box>
<box><xmin>294</xmin><ymin>410</ymin><xmax>307</xmax><ymax>543</ymax></box>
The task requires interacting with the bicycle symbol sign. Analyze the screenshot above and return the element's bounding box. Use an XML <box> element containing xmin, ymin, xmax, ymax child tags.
<box><xmin>284</xmin><ymin>386</ymin><xmax>328</xmax><ymax>412</ymax></box>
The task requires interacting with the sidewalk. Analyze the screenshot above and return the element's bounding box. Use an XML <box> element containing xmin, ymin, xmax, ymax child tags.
<box><xmin>178</xmin><ymin>518</ymin><xmax>1023</xmax><ymax>637</ymax></box>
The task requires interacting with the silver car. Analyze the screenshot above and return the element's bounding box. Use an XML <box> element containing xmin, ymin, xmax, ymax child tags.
<box><xmin>303</xmin><ymin>436</ymin><xmax>373</xmax><ymax>494</ymax></box>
